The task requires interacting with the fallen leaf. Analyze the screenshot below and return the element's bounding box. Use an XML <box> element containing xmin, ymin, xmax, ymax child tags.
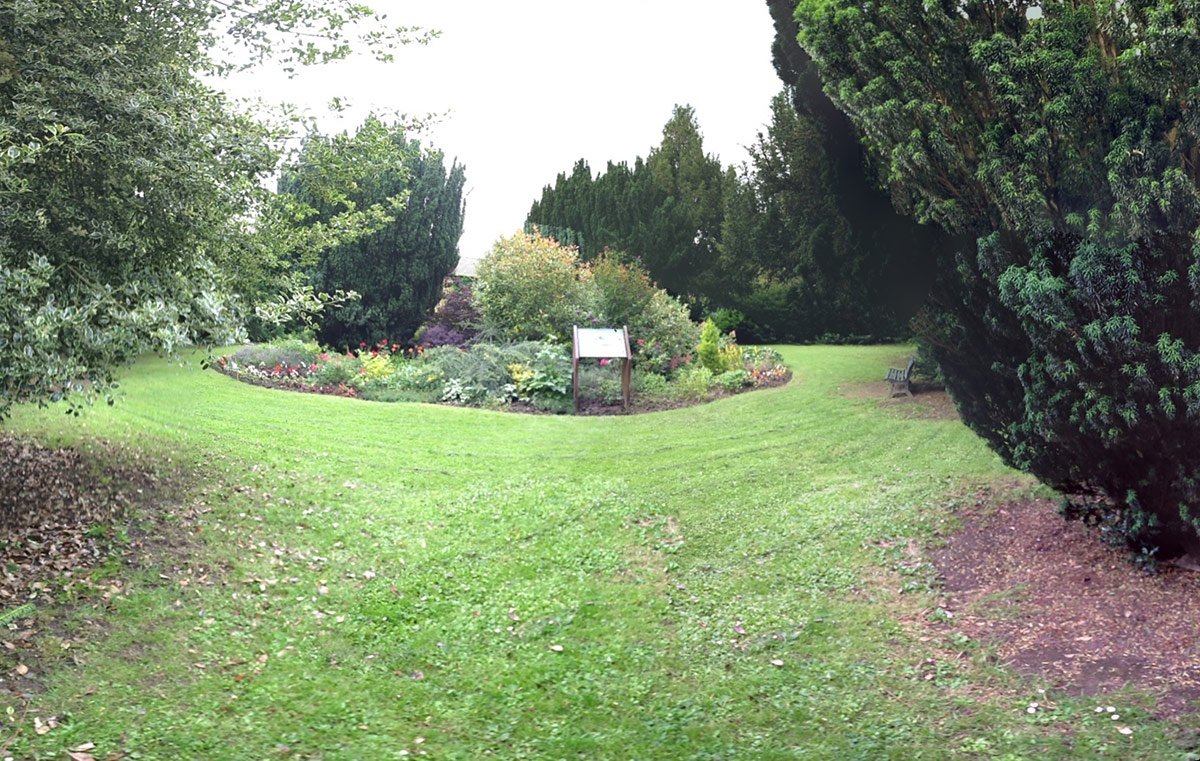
<box><xmin>549</xmin><ymin>644</ymin><xmax>564</xmax><ymax>653</ymax></box>
<box><xmin>15</xmin><ymin>663</ymin><xmax>28</xmax><ymax>675</ymax></box>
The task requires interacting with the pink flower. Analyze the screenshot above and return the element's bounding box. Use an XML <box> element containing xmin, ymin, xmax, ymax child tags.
<box><xmin>600</xmin><ymin>358</ymin><xmax>610</xmax><ymax>367</ymax></box>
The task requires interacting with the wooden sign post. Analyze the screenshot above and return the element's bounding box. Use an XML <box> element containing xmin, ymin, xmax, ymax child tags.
<box><xmin>572</xmin><ymin>326</ymin><xmax>633</xmax><ymax>412</ymax></box>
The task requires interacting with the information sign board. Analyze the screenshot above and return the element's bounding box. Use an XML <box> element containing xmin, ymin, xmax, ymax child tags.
<box><xmin>572</xmin><ymin>325</ymin><xmax>634</xmax><ymax>411</ymax></box>
<box><xmin>575</xmin><ymin>328</ymin><xmax>631</xmax><ymax>359</ymax></box>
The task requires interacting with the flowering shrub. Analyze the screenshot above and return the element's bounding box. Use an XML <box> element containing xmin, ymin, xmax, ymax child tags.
<box><xmin>630</xmin><ymin>290</ymin><xmax>700</xmax><ymax>375</ymax></box>
<box><xmin>588</xmin><ymin>253</ymin><xmax>656</xmax><ymax>329</ymax></box>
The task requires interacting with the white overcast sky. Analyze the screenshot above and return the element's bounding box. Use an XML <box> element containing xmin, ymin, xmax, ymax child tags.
<box><xmin>218</xmin><ymin>1</ymin><xmax>783</xmax><ymax>268</ymax></box>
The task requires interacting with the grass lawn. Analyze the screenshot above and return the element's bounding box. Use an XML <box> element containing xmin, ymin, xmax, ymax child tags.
<box><xmin>2</xmin><ymin>345</ymin><xmax>1195</xmax><ymax>759</ymax></box>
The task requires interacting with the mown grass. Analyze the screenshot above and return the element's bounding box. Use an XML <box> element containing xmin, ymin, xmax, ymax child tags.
<box><xmin>3</xmin><ymin>345</ymin><xmax>1196</xmax><ymax>760</ymax></box>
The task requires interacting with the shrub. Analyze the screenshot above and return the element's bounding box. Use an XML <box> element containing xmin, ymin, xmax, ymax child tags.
<box><xmin>417</xmin><ymin>281</ymin><xmax>479</xmax><ymax>348</ymax></box>
<box><xmin>475</xmin><ymin>232</ymin><xmax>587</xmax><ymax>341</ymax></box>
<box><xmin>719</xmin><ymin>336</ymin><xmax>743</xmax><ymax>373</ymax></box>
<box><xmin>697</xmin><ymin>319</ymin><xmax>723</xmax><ymax>373</ymax></box>
<box><xmin>633</xmin><ymin>370</ymin><xmax>671</xmax><ymax>403</ymax></box>
<box><xmin>629</xmin><ymin>290</ymin><xmax>700</xmax><ymax>375</ymax></box>
<box><xmin>355</xmin><ymin>352</ymin><xmax>392</xmax><ymax>384</ymax></box>
<box><xmin>390</xmin><ymin>361</ymin><xmax>445</xmax><ymax>393</ymax></box>
<box><xmin>418</xmin><ymin>323</ymin><xmax>470</xmax><ymax>349</ymax></box>
<box><xmin>589</xmin><ymin>253</ymin><xmax>657</xmax><ymax>329</ymax></box>
<box><xmin>423</xmin><ymin>341</ymin><xmax>561</xmax><ymax>404</ymax></box>
<box><xmin>714</xmin><ymin>369</ymin><xmax>751</xmax><ymax>391</ymax></box>
<box><xmin>508</xmin><ymin>345</ymin><xmax>571</xmax><ymax>404</ymax></box>
<box><xmin>709</xmin><ymin>308</ymin><xmax>745</xmax><ymax>334</ymax></box>
<box><xmin>672</xmin><ymin>365</ymin><xmax>714</xmax><ymax>401</ymax></box>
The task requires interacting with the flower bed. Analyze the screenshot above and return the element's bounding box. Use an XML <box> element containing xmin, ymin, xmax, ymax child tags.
<box><xmin>215</xmin><ymin>233</ymin><xmax>791</xmax><ymax>414</ymax></box>
<box><xmin>213</xmin><ymin>338</ymin><xmax>790</xmax><ymax>415</ymax></box>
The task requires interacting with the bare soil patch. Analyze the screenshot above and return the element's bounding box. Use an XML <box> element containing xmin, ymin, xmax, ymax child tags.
<box><xmin>930</xmin><ymin>496</ymin><xmax>1200</xmax><ymax>717</ymax></box>
<box><xmin>841</xmin><ymin>380</ymin><xmax>960</xmax><ymax>421</ymax></box>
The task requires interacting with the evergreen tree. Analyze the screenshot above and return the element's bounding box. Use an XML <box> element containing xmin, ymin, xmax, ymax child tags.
<box><xmin>644</xmin><ymin>106</ymin><xmax>727</xmax><ymax>297</ymax></box>
<box><xmin>282</xmin><ymin>118</ymin><xmax>466</xmax><ymax>349</ymax></box>
<box><xmin>795</xmin><ymin>0</ymin><xmax>1200</xmax><ymax>555</ymax></box>
<box><xmin>761</xmin><ymin>0</ymin><xmax>949</xmax><ymax>333</ymax></box>
<box><xmin>527</xmin><ymin>106</ymin><xmax>728</xmax><ymax>304</ymax></box>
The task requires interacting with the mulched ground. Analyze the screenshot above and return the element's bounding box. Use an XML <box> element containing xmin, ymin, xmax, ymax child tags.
<box><xmin>930</xmin><ymin>496</ymin><xmax>1200</xmax><ymax>717</ymax></box>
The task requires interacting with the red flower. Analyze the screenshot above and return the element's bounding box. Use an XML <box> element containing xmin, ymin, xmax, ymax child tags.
<box><xmin>360</xmin><ymin>342</ymin><xmax>367</xmax><ymax>348</ymax></box>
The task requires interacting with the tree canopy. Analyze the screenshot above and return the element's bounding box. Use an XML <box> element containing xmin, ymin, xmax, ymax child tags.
<box><xmin>282</xmin><ymin>118</ymin><xmax>466</xmax><ymax>349</ymax></box>
<box><xmin>527</xmin><ymin>106</ymin><xmax>725</xmax><ymax>300</ymax></box>
<box><xmin>0</xmin><ymin>0</ymin><xmax>426</xmax><ymax>417</ymax></box>
<box><xmin>795</xmin><ymin>0</ymin><xmax>1200</xmax><ymax>555</ymax></box>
